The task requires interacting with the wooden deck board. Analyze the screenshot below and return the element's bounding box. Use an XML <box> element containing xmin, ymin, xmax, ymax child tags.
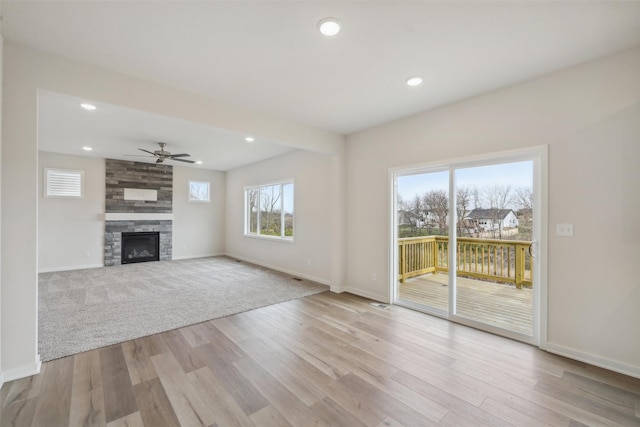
<box><xmin>398</xmin><ymin>273</ymin><xmax>533</xmax><ymax>335</ymax></box>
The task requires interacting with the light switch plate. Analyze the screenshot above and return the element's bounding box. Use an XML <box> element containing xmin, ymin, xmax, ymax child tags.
<box><xmin>556</xmin><ymin>223</ymin><xmax>574</xmax><ymax>237</ymax></box>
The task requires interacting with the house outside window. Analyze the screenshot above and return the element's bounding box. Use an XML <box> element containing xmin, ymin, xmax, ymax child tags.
<box><xmin>245</xmin><ymin>180</ymin><xmax>294</xmax><ymax>240</ymax></box>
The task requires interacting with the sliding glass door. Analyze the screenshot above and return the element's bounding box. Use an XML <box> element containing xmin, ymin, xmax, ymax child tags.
<box><xmin>393</xmin><ymin>148</ymin><xmax>544</xmax><ymax>344</ymax></box>
<box><xmin>453</xmin><ymin>162</ymin><xmax>534</xmax><ymax>336</ymax></box>
<box><xmin>396</xmin><ymin>170</ymin><xmax>450</xmax><ymax>315</ymax></box>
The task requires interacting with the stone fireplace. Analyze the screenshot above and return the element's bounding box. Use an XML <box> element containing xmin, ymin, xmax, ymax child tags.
<box><xmin>104</xmin><ymin>159</ymin><xmax>173</xmax><ymax>266</ymax></box>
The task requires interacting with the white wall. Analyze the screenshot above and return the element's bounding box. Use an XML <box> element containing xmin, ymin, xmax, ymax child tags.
<box><xmin>345</xmin><ymin>48</ymin><xmax>640</xmax><ymax>377</ymax></box>
<box><xmin>173</xmin><ymin>166</ymin><xmax>225</xmax><ymax>259</ymax></box>
<box><xmin>0</xmin><ymin>0</ymin><xmax>4</xmax><ymax>387</ymax></box>
<box><xmin>37</xmin><ymin>155</ymin><xmax>226</xmax><ymax>267</ymax></box>
<box><xmin>38</xmin><ymin>152</ymin><xmax>105</xmax><ymax>272</ymax></box>
<box><xmin>1</xmin><ymin>42</ymin><xmax>344</xmax><ymax>379</ymax></box>
<box><xmin>225</xmin><ymin>150</ymin><xmax>336</xmax><ymax>286</ymax></box>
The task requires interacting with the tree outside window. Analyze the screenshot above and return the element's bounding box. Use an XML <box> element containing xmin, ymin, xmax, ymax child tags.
<box><xmin>245</xmin><ymin>181</ymin><xmax>294</xmax><ymax>240</ymax></box>
<box><xmin>189</xmin><ymin>181</ymin><xmax>210</xmax><ymax>202</ymax></box>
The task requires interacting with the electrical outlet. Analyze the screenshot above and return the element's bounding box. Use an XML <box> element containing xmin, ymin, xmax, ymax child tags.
<box><xmin>371</xmin><ymin>273</ymin><xmax>377</xmax><ymax>281</ymax></box>
<box><xmin>556</xmin><ymin>223</ymin><xmax>574</xmax><ymax>237</ymax></box>
<box><xmin>84</xmin><ymin>251</ymin><xmax>90</xmax><ymax>258</ymax></box>
<box><xmin>307</xmin><ymin>259</ymin><xmax>312</xmax><ymax>266</ymax></box>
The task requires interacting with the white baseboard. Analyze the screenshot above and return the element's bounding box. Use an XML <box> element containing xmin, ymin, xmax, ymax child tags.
<box><xmin>2</xmin><ymin>355</ymin><xmax>42</xmax><ymax>385</ymax></box>
<box><xmin>171</xmin><ymin>253</ymin><xmax>224</xmax><ymax>261</ymax></box>
<box><xmin>224</xmin><ymin>253</ymin><xmax>332</xmax><ymax>287</ymax></box>
<box><xmin>546</xmin><ymin>342</ymin><xmax>640</xmax><ymax>379</ymax></box>
<box><xmin>0</xmin><ymin>372</ymin><xmax>4</xmax><ymax>390</ymax></box>
<box><xmin>342</xmin><ymin>287</ymin><xmax>389</xmax><ymax>304</ymax></box>
<box><xmin>39</xmin><ymin>263</ymin><xmax>104</xmax><ymax>273</ymax></box>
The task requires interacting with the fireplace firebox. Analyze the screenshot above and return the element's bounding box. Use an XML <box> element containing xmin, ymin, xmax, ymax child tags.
<box><xmin>121</xmin><ymin>232</ymin><xmax>160</xmax><ymax>264</ymax></box>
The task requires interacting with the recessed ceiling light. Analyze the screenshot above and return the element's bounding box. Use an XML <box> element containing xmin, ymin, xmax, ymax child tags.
<box><xmin>245</xmin><ymin>136</ymin><xmax>255</xmax><ymax>142</ymax></box>
<box><xmin>318</xmin><ymin>17</ymin><xmax>342</xmax><ymax>36</ymax></box>
<box><xmin>81</xmin><ymin>103</ymin><xmax>97</xmax><ymax>110</ymax></box>
<box><xmin>406</xmin><ymin>76</ymin><xmax>423</xmax><ymax>87</ymax></box>
<box><xmin>82</xmin><ymin>146</ymin><xmax>93</xmax><ymax>151</ymax></box>
<box><xmin>195</xmin><ymin>161</ymin><xmax>203</xmax><ymax>165</ymax></box>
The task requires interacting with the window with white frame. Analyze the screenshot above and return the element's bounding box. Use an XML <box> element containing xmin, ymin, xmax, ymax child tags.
<box><xmin>245</xmin><ymin>181</ymin><xmax>294</xmax><ymax>239</ymax></box>
<box><xmin>44</xmin><ymin>168</ymin><xmax>84</xmax><ymax>198</ymax></box>
<box><xmin>189</xmin><ymin>181</ymin><xmax>210</xmax><ymax>202</ymax></box>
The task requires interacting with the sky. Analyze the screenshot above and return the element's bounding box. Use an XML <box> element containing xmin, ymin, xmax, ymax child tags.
<box><xmin>398</xmin><ymin>161</ymin><xmax>533</xmax><ymax>203</ymax></box>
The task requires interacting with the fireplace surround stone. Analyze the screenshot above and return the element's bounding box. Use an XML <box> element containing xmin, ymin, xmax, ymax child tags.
<box><xmin>104</xmin><ymin>159</ymin><xmax>174</xmax><ymax>266</ymax></box>
<box><xmin>105</xmin><ymin>220</ymin><xmax>172</xmax><ymax>266</ymax></box>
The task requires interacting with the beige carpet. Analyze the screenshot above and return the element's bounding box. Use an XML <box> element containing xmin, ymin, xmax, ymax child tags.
<box><xmin>38</xmin><ymin>256</ymin><xmax>329</xmax><ymax>361</ymax></box>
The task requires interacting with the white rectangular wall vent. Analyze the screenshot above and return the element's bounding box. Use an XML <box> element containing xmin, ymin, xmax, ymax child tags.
<box><xmin>44</xmin><ymin>168</ymin><xmax>84</xmax><ymax>198</ymax></box>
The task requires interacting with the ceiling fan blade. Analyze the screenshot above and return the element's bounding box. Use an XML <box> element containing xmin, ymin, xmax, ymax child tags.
<box><xmin>123</xmin><ymin>154</ymin><xmax>154</xmax><ymax>157</ymax></box>
<box><xmin>139</xmin><ymin>149</ymin><xmax>157</xmax><ymax>155</ymax></box>
<box><xmin>171</xmin><ymin>158</ymin><xmax>195</xmax><ymax>163</ymax></box>
<box><xmin>169</xmin><ymin>153</ymin><xmax>190</xmax><ymax>157</ymax></box>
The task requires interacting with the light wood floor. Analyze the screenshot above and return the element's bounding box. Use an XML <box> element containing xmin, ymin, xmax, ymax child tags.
<box><xmin>2</xmin><ymin>292</ymin><xmax>639</xmax><ymax>426</ymax></box>
<box><xmin>398</xmin><ymin>274</ymin><xmax>533</xmax><ymax>335</ymax></box>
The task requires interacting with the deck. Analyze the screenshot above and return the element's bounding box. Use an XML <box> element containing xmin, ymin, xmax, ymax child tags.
<box><xmin>397</xmin><ymin>273</ymin><xmax>533</xmax><ymax>335</ymax></box>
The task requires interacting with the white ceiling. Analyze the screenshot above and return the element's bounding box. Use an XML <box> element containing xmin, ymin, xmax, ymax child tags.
<box><xmin>3</xmin><ymin>1</ymin><xmax>640</xmax><ymax>168</ymax></box>
<box><xmin>37</xmin><ymin>90</ymin><xmax>295</xmax><ymax>170</ymax></box>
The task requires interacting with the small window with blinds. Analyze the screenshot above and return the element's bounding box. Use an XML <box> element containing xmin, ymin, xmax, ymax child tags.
<box><xmin>44</xmin><ymin>168</ymin><xmax>84</xmax><ymax>198</ymax></box>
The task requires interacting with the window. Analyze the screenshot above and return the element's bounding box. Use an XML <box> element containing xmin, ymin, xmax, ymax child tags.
<box><xmin>189</xmin><ymin>181</ymin><xmax>210</xmax><ymax>202</ymax></box>
<box><xmin>245</xmin><ymin>181</ymin><xmax>294</xmax><ymax>240</ymax></box>
<box><xmin>44</xmin><ymin>168</ymin><xmax>83</xmax><ymax>198</ymax></box>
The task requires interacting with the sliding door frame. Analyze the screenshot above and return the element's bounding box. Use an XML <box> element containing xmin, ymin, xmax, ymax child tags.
<box><xmin>389</xmin><ymin>145</ymin><xmax>548</xmax><ymax>348</ymax></box>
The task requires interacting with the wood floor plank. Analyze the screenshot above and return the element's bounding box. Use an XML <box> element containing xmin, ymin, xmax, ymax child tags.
<box><xmin>133</xmin><ymin>377</ymin><xmax>181</xmax><ymax>427</ymax></box>
<box><xmin>99</xmin><ymin>345</ymin><xmax>139</xmax><ymax>423</ymax></box>
<box><xmin>68</xmin><ymin>388</ymin><xmax>106</xmax><ymax>427</ymax></box>
<box><xmin>31</xmin><ymin>355</ymin><xmax>75</xmax><ymax>427</ymax></box>
<box><xmin>438</xmin><ymin>405</ymin><xmax>514</xmax><ymax>427</ymax></box>
<box><xmin>209</xmin><ymin>316</ymin><xmax>254</xmax><ymax>345</ymax></box>
<box><xmin>150</xmin><ymin>351</ymin><xmax>216</xmax><ymax>427</ymax></box>
<box><xmin>105</xmin><ymin>411</ymin><xmax>144</xmax><ymax>427</ymax></box>
<box><xmin>196</xmin><ymin>322</ymin><xmax>247</xmax><ymax>364</ymax></box>
<box><xmin>0</xmin><ymin>397</ymin><xmax>38</xmax><ymax>427</ymax></box>
<box><xmin>376</xmin><ymin>416</ymin><xmax>403</xmax><ymax>427</ymax></box>
<box><xmin>233</xmin><ymin>355</ymin><xmax>331</xmax><ymax>427</ymax></box>
<box><xmin>122</xmin><ymin>338</ymin><xmax>158</xmax><ymax>386</ymax></box>
<box><xmin>349</xmin><ymin>364</ymin><xmax>448</xmax><ymax>423</ymax></box>
<box><xmin>2</xmin><ymin>375</ymin><xmax>37</xmax><ymax>408</ymax></box>
<box><xmin>560</xmin><ymin>369</ymin><xmax>640</xmax><ymax>411</ymax></box>
<box><xmin>535</xmin><ymin>373</ymin><xmax>640</xmax><ymax>426</ymax></box>
<box><xmin>333</xmin><ymin>373</ymin><xmax>440</xmax><ymax>427</ymax></box>
<box><xmin>259</xmin><ymin>330</ymin><xmax>347</xmax><ymax>381</ymax></box>
<box><xmin>72</xmin><ymin>350</ymin><xmax>104</xmax><ymax>396</ymax></box>
<box><xmin>480</xmin><ymin>396</ymin><xmax>557</xmax><ymax>427</ymax></box>
<box><xmin>237</xmin><ymin>337</ymin><xmax>327</xmax><ymax>406</ymax></box>
<box><xmin>196</xmin><ymin>349</ymin><xmax>270</xmax><ymax>416</ymax></box>
<box><xmin>248</xmin><ymin>405</ymin><xmax>292</xmax><ymax>427</ymax></box>
<box><xmin>179</xmin><ymin>323</ymin><xmax>211</xmax><ymax>348</ymax></box>
<box><xmin>187</xmin><ymin>366</ymin><xmax>256</xmax><ymax>427</ymax></box>
<box><xmin>479</xmin><ymin>391</ymin><xmax>572</xmax><ymax>426</ymax></box>
<box><xmin>160</xmin><ymin>329</ymin><xmax>208</xmax><ymax>373</ymax></box>
<box><xmin>309</xmin><ymin>396</ymin><xmax>368</xmax><ymax>427</ymax></box>
<box><xmin>136</xmin><ymin>334</ymin><xmax>171</xmax><ymax>357</ymax></box>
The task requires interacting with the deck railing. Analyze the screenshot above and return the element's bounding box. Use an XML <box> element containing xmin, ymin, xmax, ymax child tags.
<box><xmin>398</xmin><ymin>236</ymin><xmax>533</xmax><ymax>288</ymax></box>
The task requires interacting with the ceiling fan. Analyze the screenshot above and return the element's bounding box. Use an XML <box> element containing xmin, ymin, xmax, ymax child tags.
<box><xmin>127</xmin><ymin>142</ymin><xmax>195</xmax><ymax>164</ymax></box>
